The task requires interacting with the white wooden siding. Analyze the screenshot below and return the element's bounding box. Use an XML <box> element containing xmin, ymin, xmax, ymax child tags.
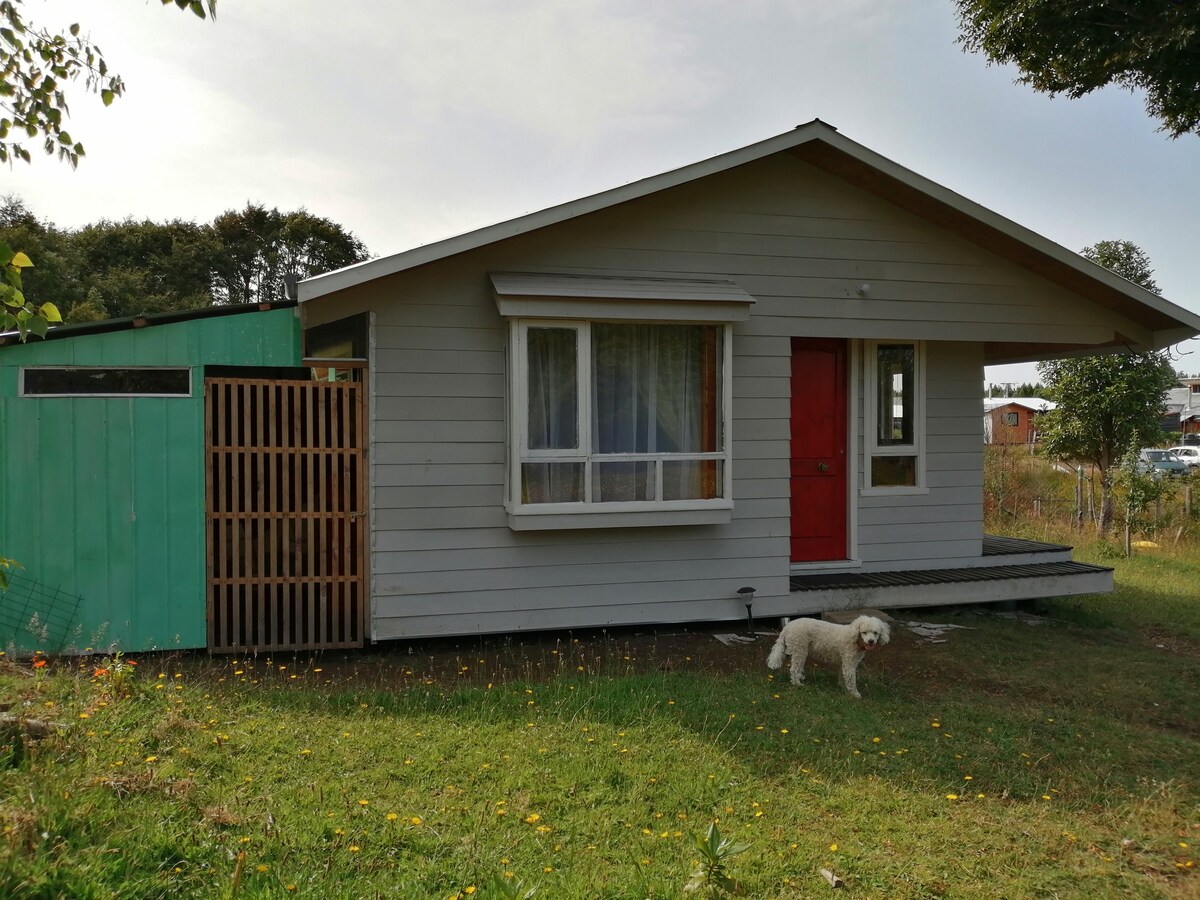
<box><xmin>322</xmin><ymin>151</ymin><xmax>1106</xmax><ymax>639</ymax></box>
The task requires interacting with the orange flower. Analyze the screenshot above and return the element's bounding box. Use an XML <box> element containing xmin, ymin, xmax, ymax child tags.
<box><xmin>32</xmin><ymin>659</ymin><xmax>47</xmax><ymax>669</ymax></box>
<box><xmin>94</xmin><ymin>668</ymin><xmax>109</xmax><ymax>677</ymax></box>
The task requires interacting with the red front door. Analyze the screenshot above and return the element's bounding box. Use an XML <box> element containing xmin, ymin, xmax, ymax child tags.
<box><xmin>790</xmin><ymin>338</ymin><xmax>847</xmax><ymax>562</ymax></box>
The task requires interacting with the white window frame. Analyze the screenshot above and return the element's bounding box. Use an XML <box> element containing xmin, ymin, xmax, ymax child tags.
<box><xmin>506</xmin><ymin>318</ymin><xmax>734</xmax><ymax>530</ymax></box>
<box><xmin>862</xmin><ymin>340</ymin><xmax>926</xmax><ymax>495</ymax></box>
<box><xmin>19</xmin><ymin>366</ymin><xmax>193</xmax><ymax>398</ymax></box>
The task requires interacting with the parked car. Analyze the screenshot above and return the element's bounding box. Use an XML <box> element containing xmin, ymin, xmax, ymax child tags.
<box><xmin>1136</xmin><ymin>448</ymin><xmax>1189</xmax><ymax>477</ymax></box>
<box><xmin>1168</xmin><ymin>445</ymin><xmax>1200</xmax><ymax>469</ymax></box>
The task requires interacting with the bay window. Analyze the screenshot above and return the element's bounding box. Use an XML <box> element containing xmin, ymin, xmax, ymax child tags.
<box><xmin>494</xmin><ymin>272</ymin><xmax>751</xmax><ymax>529</ymax></box>
<box><xmin>514</xmin><ymin>320</ymin><xmax>729</xmax><ymax>519</ymax></box>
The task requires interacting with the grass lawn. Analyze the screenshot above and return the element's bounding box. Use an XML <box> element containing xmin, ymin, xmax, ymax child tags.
<box><xmin>2</xmin><ymin>531</ymin><xmax>1197</xmax><ymax>898</ymax></box>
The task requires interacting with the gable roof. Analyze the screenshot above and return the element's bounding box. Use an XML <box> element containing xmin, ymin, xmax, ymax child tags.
<box><xmin>298</xmin><ymin>120</ymin><xmax>1200</xmax><ymax>353</ymax></box>
<box><xmin>984</xmin><ymin>398</ymin><xmax>1056</xmax><ymax>413</ymax></box>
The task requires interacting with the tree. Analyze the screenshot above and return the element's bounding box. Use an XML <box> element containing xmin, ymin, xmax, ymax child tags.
<box><xmin>1</xmin><ymin>239</ymin><xmax>60</xmax><ymax>339</ymax></box>
<box><xmin>211</xmin><ymin>205</ymin><xmax>369</xmax><ymax>305</ymax></box>
<box><xmin>1036</xmin><ymin>240</ymin><xmax>1177</xmax><ymax>535</ymax></box>
<box><xmin>1</xmin><ymin>0</ymin><xmax>215</xmax><ymax>167</ymax></box>
<box><xmin>69</xmin><ymin>218</ymin><xmax>220</xmax><ymax>318</ymax></box>
<box><xmin>1</xmin><ymin>200</ymin><xmax>373</xmax><ymax>320</ymax></box>
<box><xmin>1080</xmin><ymin>239</ymin><xmax>1160</xmax><ymax>294</ymax></box>
<box><xmin>954</xmin><ymin>0</ymin><xmax>1200</xmax><ymax>138</ymax></box>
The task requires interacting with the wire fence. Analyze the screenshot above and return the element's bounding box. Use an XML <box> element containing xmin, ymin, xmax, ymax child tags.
<box><xmin>0</xmin><ymin>571</ymin><xmax>83</xmax><ymax>653</ymax></box>
<box><xmin>985</xmin><ymin>444</ymin><xmax>1200</xmax><ymax>544</ymax></box>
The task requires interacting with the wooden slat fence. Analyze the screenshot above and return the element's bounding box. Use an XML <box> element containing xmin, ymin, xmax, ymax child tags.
<box><xmin>205</xmin><ymin>377</ymin><xmax>365</xmax><ymax>652</ymax></box>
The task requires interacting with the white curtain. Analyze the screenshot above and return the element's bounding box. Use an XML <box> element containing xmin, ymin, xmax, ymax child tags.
<box><xmin>591</xmin><ymin>324</ymin><xmax>719</xmax><ymax>501</ymax></box>
<box><xmin>524</xmin><ymin>328</ymin><xmax>582</xmax><ymax>503</ymax></box>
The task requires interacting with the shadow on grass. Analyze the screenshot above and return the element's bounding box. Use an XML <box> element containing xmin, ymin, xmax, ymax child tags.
<box><xmin>145</xmin><ymin>599</ymin><xmax>1200</xmax><ymax>813</ymax></box>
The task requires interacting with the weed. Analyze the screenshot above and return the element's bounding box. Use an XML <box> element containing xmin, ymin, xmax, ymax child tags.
<box><xmin>684</xmin><ymin>822</ymin><xmax>749</xmax><ymax>897</ymax></box>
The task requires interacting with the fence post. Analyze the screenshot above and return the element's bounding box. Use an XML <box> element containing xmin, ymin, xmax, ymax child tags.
<box><xmin>1033</xmin><ymin>497</ymin><xmax>1042</xmax><ymax>518</ymax></box>
<box><xmin>1075</xmin><ymin>466</ymin><xmax>1084</xmax><ymax>531</ymax></box>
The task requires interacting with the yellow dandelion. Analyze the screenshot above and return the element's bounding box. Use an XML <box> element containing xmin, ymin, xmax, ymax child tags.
<box><xmin>524</xmin><ymin>813</ymin><xmax>541</xmax><ymax>824</ymax></box>
<box><xmin>300</xmin><ymin>749</ymin><xmax>312</xmax><ymax>756</ymax></box>
<box><xmin>386</xmin><ymin>812</ymin><xmax>398</xmax><ymax>821</ymax></box>
<box><xmin>780</xmin><ymin>728</ymin><xmax>789</xmax><ymax>734</ymax></box>
<box><xmin>358</xmin><ymin>799</ymin><xmax>369</xmax><ymax>807</ymax></box>
<box><xmin>946</xmin><ymin>794</ymin><xmax>959</xmax><ymax>801</ymax></box>
<box><xmin>255</xmin><ymin>865</ymin><xmax>269</xmax><ymax>873</ymax></box>
<box><xmin>1041</xmin><ymin>794</ymin><xmax>1052</xmax><ymax>800</ymax></box>
<box><xmin>410</xmin><ymin>817</ymin><xmax>423</xmax><ymax>826</ymax></box>
<box><xmin>829</xmin><ymin>843</ymin><xmax>838</xmax><ymax>851</ymax></box>
<box><xmin>349</xmin><ymin>845</ymin><xmax>360</xmax><ymax>853</ymax></box>
<box><xmin>931</xmin><ymin>722</ymin><xmax>940</xmax><ymax>728</ymax></box>
<box><xmin>144</xmin><ymin>755</ymin><xmax>158</xmax><ymax>763</ymax></box>
<box><xmin>872</xmin><ymin>737</ymin><xmax>881</xmax><ymax>743</ymax></box>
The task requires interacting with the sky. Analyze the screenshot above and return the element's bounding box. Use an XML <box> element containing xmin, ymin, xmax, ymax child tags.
<box><xmin>5</xmin><ymin>1</ymin><xmax>1198</xmax><ymax>388</ymax></box>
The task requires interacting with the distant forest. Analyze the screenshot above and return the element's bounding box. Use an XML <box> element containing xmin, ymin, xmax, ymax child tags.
<box><xmin>0</xmin><ymin>196</ymin><xmax>370</xmax><ymax>323</ymax></box>
<box><xmin>986</xmin><ymin>382</ymin><xmax>1047</xmax><ymax>398</ymax></box>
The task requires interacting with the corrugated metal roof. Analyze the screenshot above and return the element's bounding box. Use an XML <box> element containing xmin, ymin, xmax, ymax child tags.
<box><xmin>0</xmin><ymin>300</ymin><xmax>296</xmax><ymax>348</ymax></box>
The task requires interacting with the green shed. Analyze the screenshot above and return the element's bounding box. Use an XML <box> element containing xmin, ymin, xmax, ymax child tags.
<box><xmin>0</xmin><ymin>302</ymin><xmax>304</xmax><ymax>654</ymax></box>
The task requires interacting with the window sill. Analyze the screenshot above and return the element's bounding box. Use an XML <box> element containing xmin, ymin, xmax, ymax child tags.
<box><xmin>506</xmin><ymin>504</ymin><xmax>733</xmax><ymax>531</ymax></box>
<box><xmin>859</xmin><ymin>486</ymin><xmax>930</xmax><ymax>497</ymax></box>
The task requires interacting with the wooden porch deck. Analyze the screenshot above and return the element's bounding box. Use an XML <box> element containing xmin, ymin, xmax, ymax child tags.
<box><xmin>787</xmin><ymin>535</ymin><xmax>1113</xmax><ymax>611</ymax></box>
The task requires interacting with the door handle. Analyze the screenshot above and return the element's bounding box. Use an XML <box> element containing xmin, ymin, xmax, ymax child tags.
<box><xmin>817</xmin><ymin>462</ymin><xmax>829</xmax><ymax>472</ymax></box>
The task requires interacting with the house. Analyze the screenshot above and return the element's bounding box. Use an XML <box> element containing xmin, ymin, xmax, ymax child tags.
<box><xmin>6</xmin><ymin>120</ymin><xmax>1200</xmax><ymax>654</ymax></box>
<box><xmin>290</xmin><ymin>120</ymin><xmax>1200</xmax><ymax>645</ymax></box>
<box><xmin>983</xmin><ymin>397</ymin><xmax>1055</xmax><ymax>445</ymax></box>
<box><xmin>1172</xmin><ymin>379</ymin><xmax>1200</xmax><ymax>438</ymax></box>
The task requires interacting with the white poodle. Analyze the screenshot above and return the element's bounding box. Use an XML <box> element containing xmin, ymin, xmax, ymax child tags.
<box><xmin>766</xmin><ymin>615</ymin><xmax>891</xmax><ymax>699</ymax></box>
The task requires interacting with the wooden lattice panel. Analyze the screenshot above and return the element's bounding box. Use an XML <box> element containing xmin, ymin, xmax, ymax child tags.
<box><xmin>205</xmin><ymin>377</ymin><xmax>365</xmax><ymax>652</ymax></box>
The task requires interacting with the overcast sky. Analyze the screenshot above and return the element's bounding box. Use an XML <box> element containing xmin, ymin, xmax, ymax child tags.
<box><xmin>6</xmin><ymin>1</ymin><xmax>1198</xmax><ymax>386</ymax></box>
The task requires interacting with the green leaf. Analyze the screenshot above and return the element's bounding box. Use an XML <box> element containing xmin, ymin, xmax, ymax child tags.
<box><xmin>10</xmin><ymin>252</ymin><xmax>32</xmax><ymax>268</ymax></box>
<box><xmin>39</xmin><ymin>301</ymin><xmax>63</xmax><ymax>323</ymax></box>
<box><xmin>28</xmin><ymin>315</ymin><xmax>48</xmax><ymax>338</ymax></box>
<box><xmin>101</xmin><ymin>88</ymin><xmax>114</xmax><ymax>106</ymax></box>
<box><xmin>0</xmin><ymin>242</ymin><xmax>13</xmax><ymax>266</ymax></box>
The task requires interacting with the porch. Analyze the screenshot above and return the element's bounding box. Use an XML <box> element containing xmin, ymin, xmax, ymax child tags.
<box><xmin>787</xmin><ymin>535</ymin><xmax>1113</xmax><ymax>614</ymax></box>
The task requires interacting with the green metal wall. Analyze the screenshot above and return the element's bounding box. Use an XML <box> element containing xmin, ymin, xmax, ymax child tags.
<box><xmin>0</xmin><ymin>307</ymin><xmax>302</xmax><ymax>653</ymax></box>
